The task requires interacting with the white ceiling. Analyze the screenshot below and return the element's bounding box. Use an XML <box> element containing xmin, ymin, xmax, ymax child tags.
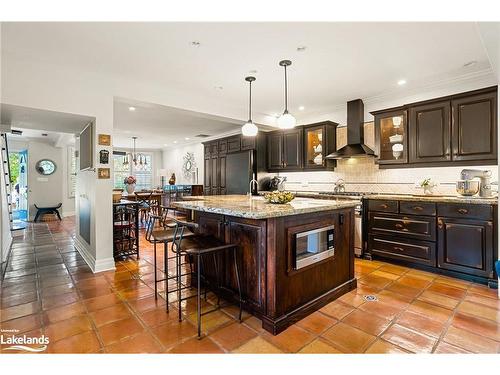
<box><xmin>113</xmin><ymin>98</ymin><xmax>253</xmax><ymax>149</ymax></box>
<box><xmin>1</xmin><ymin>103</ymin><xmax>94</xmax><ymax>135</ymax></box>
<box><xmin>1</xmin><ymin>22</ymin><xmax>496</xmax><ymax>141</ymax></box>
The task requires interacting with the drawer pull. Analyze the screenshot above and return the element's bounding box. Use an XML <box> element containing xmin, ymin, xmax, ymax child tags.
<box><xmin>413</xmin><ymin>206</ymin><xmax>423</xmax><ymax>211</ymax></box>
<box><xmin>458</xmin><ymin>208</ymin><xmax>468</xmax><ymax>214</ymax></box>
<box><xmin>393</xmin><ymin>246</ymin><xmax>405</xmax><ymax>252</ymax></box>
<box><xmin>395</xmin><ymin>223</ymin><xmax>404</xmax><ymax>229</ymax></box>
<box><xmin>380</xmin><ymin>204</ymin><xmax>388</xmax><ymax>209</ymax></box>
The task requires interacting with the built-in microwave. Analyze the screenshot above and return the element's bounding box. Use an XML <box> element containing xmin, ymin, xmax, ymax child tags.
<box><xmin>295</xmin><ymin>225</ymin><xmax>335</xmax><ymax>269</ymax></box>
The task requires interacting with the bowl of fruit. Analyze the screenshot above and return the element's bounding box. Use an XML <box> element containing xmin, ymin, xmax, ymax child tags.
<box><xmin>263</xmin><ymin>191</ymin><xmax>295</xmax><ymax>204</ymax></box>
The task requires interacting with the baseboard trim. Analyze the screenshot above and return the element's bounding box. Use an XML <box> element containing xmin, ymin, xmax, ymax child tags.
<box><xmin>74</xmin><ymin>236</ymin><xmax>115</xmax><ymax>274</ymax></box>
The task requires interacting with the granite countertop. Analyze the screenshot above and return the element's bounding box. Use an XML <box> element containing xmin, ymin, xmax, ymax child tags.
<box><xmin>366</xmin><ymin>194</ymin><xmax>498</xmax><ymax>205</ymax></box>
<box><xmin>172</xmin><ymin>195</ymin><xmax>358</xmax><ymax>219</ymax></box>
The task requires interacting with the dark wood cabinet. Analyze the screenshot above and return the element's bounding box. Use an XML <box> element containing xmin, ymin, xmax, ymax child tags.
<box><xmin>219</xmin><ymin>155</ymin><xmax>226</xmax><ymax>191</ymax></box>
<box><xmin>366</xmin><ymin>198</ymin><xmax>497</xmax><ymax>286</ymax></box>
<box><xmin>267</xmin><ymin>128</ymin><xmax>303</xmax><ymax>171</ymax></box>
<box><xmin>227</xmin><ymin>136</ymin><xmax>241</xmax><ymax>153</ymax></box>
<box><xmin>203</xmin><ymin>133</ymin><xmax>266</xmax><ymax>196</ymax></box>
<box><xmin>210</xmin><ymin>156</ymin><xmax>218</xmax><ymax>195</ymax></box>
<box><xmin>437</xmin><ymin>216</ymin><xmax>494</xmax><ymax>278</ymax></box>
<box><xmin>283</xmin><ymin>129</ymin><xmax>303</xmax><ymax>169</ymax></box>
<box><xmin>267</xmin><ymin>132</ymin><xmax>284</xmax><ymax>170</ymax></box>
<box><xmin>371</xmin><ymin>86</ymin><xmax>497</xmax><ymax>168</ymax></box>
<box><xmin>451</xmin><ymin>91</ymin><xmax>497</xmax><ymax>162</ymax></box>
<box><xmin>203</xmin><ymin>157</ymin><xmax>211</xmax><ymax>195</ymax></box>
<box><xmin>409</xmin><ymin>101</ymin><xmax>451</xmax><ymax>163</ymax></box>
<box><xmin>374</xmin><ymin>109</ymin><xmax>408</xmax><ymax>165</ymax></box>
<box><xmin>303</xmin><ymin>122</ymin><xmax>337</xmax><ymax>170</ymax></box>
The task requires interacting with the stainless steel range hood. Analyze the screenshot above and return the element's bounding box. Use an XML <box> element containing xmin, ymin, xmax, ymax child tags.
<box><xmin>325</xmin><ymin>99</ymin><xmax>376</xmax><ymax>159</ymax></box>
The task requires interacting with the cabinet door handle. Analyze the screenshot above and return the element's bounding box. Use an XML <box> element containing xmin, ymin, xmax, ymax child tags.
<box><xmin>458</xmin><ymin>208</ymin><xmax>468</xmax><ymax>214</ymax></box>
<box><xmin>393</xmin><ymin>246</ymin><xmax>405</xmax><ymax>252</ymax></box>
<box><xmin>437</xmin><ymin>218</ymin><xmax>444</xmax><ymax>229</ymax></box>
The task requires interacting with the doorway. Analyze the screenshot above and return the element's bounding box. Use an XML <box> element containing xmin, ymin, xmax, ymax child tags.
<box><xmin>9</xmin><ymin>150</ymin><xmax>28</xmax><ymax>226</ymax></box>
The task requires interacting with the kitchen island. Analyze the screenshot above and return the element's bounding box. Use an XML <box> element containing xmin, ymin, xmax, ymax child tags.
<box><xmin>173</xmin><ymin>195</ymin><xmax>358</xmax><ymax>334</ymax></box>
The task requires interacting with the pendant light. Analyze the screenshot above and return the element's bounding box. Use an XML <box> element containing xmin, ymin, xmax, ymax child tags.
<box><xmin>123</xmin><ymin>136</ymin><xmax>147</xmax><ymax>170</ymax></box>
<box><xmin>242</xmin><ymin>76</ymin><xmax>258</xmax><ymax>137</ymax></box>
<box><xmin>277</xmin><ymin>60</ymin><xmax>296</xmax><ymax>129</ymax></box>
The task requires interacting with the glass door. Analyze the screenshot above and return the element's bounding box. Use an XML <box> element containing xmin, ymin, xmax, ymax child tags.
<box><xmin>375</xmin><ymin>109</ymin><xmax>408</xmax><ymax>164</ymax></box>
<box><xmin>304</xmin><ymin>125</ymin><xmax>325</xmax><ymax>169</ymax></box>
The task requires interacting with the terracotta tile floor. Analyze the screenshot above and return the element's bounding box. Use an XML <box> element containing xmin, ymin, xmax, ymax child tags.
<box><xmin>1</xmin><ymin>217</ymin><xmax>500</xmax><ymax>354</ymax></box>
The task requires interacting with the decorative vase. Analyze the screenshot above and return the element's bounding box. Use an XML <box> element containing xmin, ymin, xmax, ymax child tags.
<box><xmin>125</xmin><ymin>184</ymin><xmax>136</xmax><ymax>194</ymax></box>
<box><xmin>423</xmin><ymin>185</ymin><xmax>434</xmax><ymax>195</ymax></box>
<box><xmin>169</xmin><ymin>173</ymin><xmax>176</xmax><ymax>185</ymax></box>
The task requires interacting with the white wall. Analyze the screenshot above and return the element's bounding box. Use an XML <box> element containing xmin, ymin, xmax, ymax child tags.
<box><xmin>162</xmin><ymin>143</ymin><xmax>204</xmax><ymax>185</ymax></box>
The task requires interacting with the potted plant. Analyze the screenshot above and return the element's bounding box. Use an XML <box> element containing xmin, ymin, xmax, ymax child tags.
<box><xmin>124</xmin><ymin>175</ymin><xmax>137</xmax><ymax>194</ymax></box>
<box><xmin>419</xmin><ymin>178</ymin><xmax>437</xmax><ymax>195</ymax></box>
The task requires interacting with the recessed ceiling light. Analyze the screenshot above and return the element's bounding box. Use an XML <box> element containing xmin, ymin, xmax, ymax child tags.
<box><xmin>190</xmin><ymin>41</ymin><xmax>201</xmax><ymax>47</ymax></box>
<box><xmin>298</xmin><ymin>106</ymin><xmax>305</xmax><ymax>111</ymax></box>
<box><xmin>397</xmin><ymin>79</ymin><xmax>407</xmax><ymax>86</ymax></box>
<box><xmin>128</xmin><ymin>106</ymin><xmax>136</xmax><ymax>111</ymax></box>
<box><xmin>297</xmin><ymin>46</ymin><xmax>307</xmax><ymax>52</ymax></box>
<box><xmin>463</xmin><ymin>60</ymin><xmax>477</xmax><ymax>67</ymax></box>
<box><xmin>163</xmin><ymin>143</ymin><xmax>168</xmax><ymax>146</ymax></box>
<box><xmin>173</xmin><ymin>140</ymin><xmax>178</xmax><ymax>144</ymax></box>
<box><xmin>214</xmin><ymin>86</ymin><xmax>223</xmax><ymax>90</ymax></box>
<box><xmin>185</xmin><ymin>137</ymin><xmax>190</xmax><ymax>140</ymax></box>
<box><xmin>249</xmin><ymin>69</ymin><xmax>258</xmax><ymax>74</ymax></box>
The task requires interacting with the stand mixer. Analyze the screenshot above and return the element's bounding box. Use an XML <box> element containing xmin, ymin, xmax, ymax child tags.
<box><xmin>458</xmin><ymin>169</ymin><xmax>494</xmax><ymax>198</ymax></box>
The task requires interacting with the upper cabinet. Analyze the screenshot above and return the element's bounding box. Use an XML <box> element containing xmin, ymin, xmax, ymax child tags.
<box><xmin>409</xmin><ymin>100</ymin><xmax>451</xmax><ymax>164</ymax></box>
<box><xmin>374</xmin><ymin>109</ymin><xmax>408</xmax><ymax>165</ymax></box>
<box><xmin>303</xmin><ymin>122</ymin><xmax>337</xmax><ymax>170</ymax></box>
<box><xmin>451</xmin><ymin>90</ymin><xmax>497</xmax><ymax>161</ymax></box>
<box><xmin>371</xmin><ymin>86</ymin><xmax>498</xmax><ymax>168</ymax></box>
<box><xmin>267</xmin><ymin>121</ymin><xmax>338</xmax><ymax>171</ymax></box>
<box><xmin>267</xmin><ymin>128</ymin><xmax>303</xmax><ymax>171</ymax></box>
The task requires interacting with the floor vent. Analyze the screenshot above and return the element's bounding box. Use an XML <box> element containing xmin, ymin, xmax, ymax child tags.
<box><xmin>363</xmin><ymin>295</ymin><xmax>378</xmax><ymax>302</ymax></box>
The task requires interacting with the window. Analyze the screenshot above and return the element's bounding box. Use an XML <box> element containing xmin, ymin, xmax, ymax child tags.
<box><xmin>113</xmin><ymin>153</ymin><xmax>153</xmax><ymax>190</ymax></box>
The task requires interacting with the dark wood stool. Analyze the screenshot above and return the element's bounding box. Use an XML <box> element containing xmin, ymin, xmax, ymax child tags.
<box><xmin>171</xmin><ymin>219</ymin><xmax>243</xmax><ymax>338</ymax></box>
<box><xmin>34</xmin><ymin>203</ymin><xmax>62</xmax><ymax>222</ymax></box>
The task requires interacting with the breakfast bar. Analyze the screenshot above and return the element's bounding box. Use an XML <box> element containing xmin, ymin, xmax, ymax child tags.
<box><xmin>173</xmin><ymin>195</ymin><xmax>358</xmax><ymax>334</ymax></box>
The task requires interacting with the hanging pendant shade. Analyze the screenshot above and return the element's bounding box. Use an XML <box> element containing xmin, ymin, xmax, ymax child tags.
<box><xmin>242</xmin><ymin>76</ymin><xmax>258</xmax><ymax>137</ymax></box>
<box><xmin>277</xmin><ymin>60</ymin><xmax>296</xmax><ymax>129</ymax></box>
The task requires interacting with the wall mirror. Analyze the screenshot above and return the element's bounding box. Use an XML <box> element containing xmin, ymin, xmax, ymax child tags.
<box><xmin>35</xmin><ymin>159</ymin><xmax>57</xmax><ymax>175</ymax></box>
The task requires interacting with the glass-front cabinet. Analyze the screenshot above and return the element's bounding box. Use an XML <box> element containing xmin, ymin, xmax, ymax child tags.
<box><xmin>303</xmin><ymin>122</ymin><xmax>337</xmax><ymax>170</ymax></box>
<box><xmin>374</xmin><ymin>108</ymin><xmax>408</xmax><ymax>165</ymax></box>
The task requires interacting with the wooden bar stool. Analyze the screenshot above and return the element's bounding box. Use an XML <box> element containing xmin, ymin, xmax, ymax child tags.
<box><xmin>171</xmin><ymin>219</ymin><xmax>243</xmax><ymax>338</ymax></box>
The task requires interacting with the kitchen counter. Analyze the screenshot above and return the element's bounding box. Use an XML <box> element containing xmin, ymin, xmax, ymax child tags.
<box><xmin>174</xmin><ymin>194</ymin><xmax>357</xmax><ymax>334</ymax></box>
<box><xmin>172</xmin><ymin>194</ymin><xmax>358</xmax><ymax>219</ymax></box>
<box><xmin>367</xmin><ymin>193</ymin><xmax>498</xmax><ymax>205</ymax></box>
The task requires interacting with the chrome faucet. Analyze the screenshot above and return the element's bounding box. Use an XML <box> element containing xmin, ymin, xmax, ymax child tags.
<box><xmin>460</xmin><ymin>169</ymin><xmax>493</xmax><ymax>198</ymax></box>
<box><xmin>333</xmin><ymin>178</ymin><xmax>346</xmax><ymax>193</ymax></box>
<box><xmin>249</xmin><ymin>179</ymin><xmax>258</xmax><ymax>196</ymax></box>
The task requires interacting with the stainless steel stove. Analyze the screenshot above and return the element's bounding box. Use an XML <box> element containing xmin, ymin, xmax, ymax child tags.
<box><xmin>318</xmin><ymin>191</ymin><xmax>374</xmax><ymax>257</ymax></box>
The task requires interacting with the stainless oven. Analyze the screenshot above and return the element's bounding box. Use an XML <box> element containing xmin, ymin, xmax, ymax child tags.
<box><xmin>295</xmin><ymin>225</ymin><xmax>335</xmax><ymax>269</ymax></box>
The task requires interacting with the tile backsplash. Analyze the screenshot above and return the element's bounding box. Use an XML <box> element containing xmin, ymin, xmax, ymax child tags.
<box><xmin>279</xmin><ymin>157</ymin><xmax>499</xmax><ymax>195</ymax></box>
